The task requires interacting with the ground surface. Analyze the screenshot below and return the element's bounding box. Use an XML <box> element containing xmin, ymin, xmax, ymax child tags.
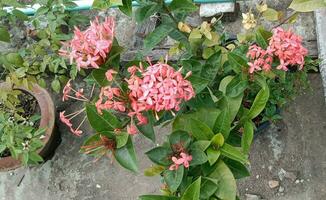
<box><xmin>0</xmin><ymin>74</ymin><xmax>325</xmax><ymax>200</ymax></box>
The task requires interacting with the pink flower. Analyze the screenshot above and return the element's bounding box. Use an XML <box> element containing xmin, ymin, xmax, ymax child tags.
<box><xmin>127</xmin><ymin>124</ymin><xmax>138</xmax><ymax>135</ymax></box>
<box><xmin>70</xmin><ymin>127</ymin><xmax>82</xmax><ymax>137</ymax></box>
<box><xmin>59</xmin><ymin>111</ymin><xmax>72</xmax><ymax>127</ymax></box>
<box><xmin>246</xmin><ymin>45</ymin><xmax>273</xmax><ymax>74</ymax></box>
<box><xmin>169</xmin><ymin>152</ymin><xmax>193</xmax><ymax>171</ymax></box>
<box><xmin>62</xmin><ymin>80</ymin><xmax>72</xmax><ymax>101</ymax></box>
<box><xmin>269</xmin><ymin>28</ymin><xmax>308</xmax><ymax>71</ymax></box>
<box><xmin>105</xmin><ymin>69</ymin><xmax>117</xmax><ymax>81</ymax></box>
<box><xmin>59</xmin><ymin>17</ymin><xmax>115</xmax><ymax>70</ymax></box>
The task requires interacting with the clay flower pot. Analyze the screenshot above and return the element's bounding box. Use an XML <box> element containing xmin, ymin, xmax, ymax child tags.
<box><xmin>0</xmin><ymin>83</ymin><xmax>57</xmax><ymax>171</ymax></box>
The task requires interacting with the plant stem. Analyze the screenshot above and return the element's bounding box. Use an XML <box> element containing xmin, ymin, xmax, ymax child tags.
<box><xmin>272</xmin><ymin>11</ymin><xmax>297</xmax><ymax>30</ymax></box>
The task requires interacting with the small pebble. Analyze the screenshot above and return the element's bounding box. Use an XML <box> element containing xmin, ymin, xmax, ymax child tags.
<box><xmin>278</xmin><ymin>186</ymin><xmax>285</xmax><ymax>193</ymax></box>
<box><xmin>256</xmin><ymin>175</ymin><xmax>260</xmax><ymax>179</ymax></box>
<box><xmin>268</xmin><ymin>180</ymin><xmax>279</xmax><ymax>189</ymax></box>
<box><xmin>295</xmin><ymin>180</ymin><xmax>300</xmax><ymax>184</ymax></box>
<box><xmin>9</xmin><ymin>172</ymin><xmax>14</xmax><ymax>176</ymax></box>
<box><xmin>96</xmin><ymin>184</ymin><xmax>101</xmax><ymax>188</ymax></box>
<box><xmin>300</xmin><ymin>179</ymin><xmax>304</xmax><ymax>183</ymax></box>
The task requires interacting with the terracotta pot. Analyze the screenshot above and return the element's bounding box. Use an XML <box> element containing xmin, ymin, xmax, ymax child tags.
<box><xmin>0</xmin><ymin>83</ymin><xmax>57</xmax><ymax>171</ymax></box>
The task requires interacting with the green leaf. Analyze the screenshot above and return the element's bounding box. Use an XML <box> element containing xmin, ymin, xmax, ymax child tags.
<box><xmin>119</xmin><ymin>0</ymin><xmax>132</xmax><ymax>16</ymax></box>
<box><xmin>228</xmin><ymin>52</ymin><xmax>248</xmax><ymax>73</ymax></box>
<box><xmin>219</xmin><ymin>76</ymin><xmax>234</xmax><ymax>94</ymax></box>
<box><xmin>116</xmin><ymin>132</ymin><xmax>129</xmax><ymax>148</ymax></box>
<box><xmin>114</xmin><ymin>137</ymin><xmax>138</xmax><ymax>172</ymax></box>
<box><xmin>6</xmin><ymin>53</ymin><xmax>23</xmax><ymax>66</ymax></box>
<box><xmin>136</xmin><ymin>111</ymin><xmax>155</xmax><ymax>142</ymax></box>
<box><xmin>190</xmin><ymin>118</ymin><xmax>214</xmax><ymax>140</ymax></box>
<box><xmin>209</xmin><ymin>160</ymin><xmax>236</xmax><ymax>200</ymax></box>
<box><xmin>181</xmin><ymin>177</ymin><xmax>201</xmax><ymax>200</ymax></box>
<box><xmin>169</xmin><ymin>0</ymin><xmax>198</xmax><ymax>13</ymax></box>
<box><xmin>256</xmin><ymin>27</ymin><xmax>273</xmax><ymax>49</ymax></box>
<box><xmin>289</xmin><ymin>0</ymin><xmax>326</xmax><ymax>12</ymax></box>
<box><xmin>144</xmin><ymin>24</ymin><xmax>174</xmax><ymax>52</ymax></box>
<box><xmin>211</xmin><ymin>133</ymin><xmax>224</xmax><ymax>147</ymax></box>
<box><xmin>190</xmin><ymin>141</ymin><xmax>211</xmax><ymax>151</ymax></box>
<box><xmin>247</xmin><ymin>87</ymin><xmax>270</xmax><ymax>119</ymax></box>
<box><xmin>0</xmin><ymin>145</ymin><xmax>6</xmax><ymax>153</ymax></box>
<box><xmin>187</xmin><ymin>75</ymin><xmax>210</xmax><ymax>94</ymax></box>
<box><xmin>241</xmin><ymin>121</ymin><xmax>254</xmax><ymax>154</ymax></box>
<box><xmin>146</xmin><ymin>147</ymin><xmax>172</xmax><ymax>166</ymax></box>
<box><xmin>92</xmin><ymin>0</ymin><xmax>112</xmax><ymax>9</ymax></box>
<box><xmin>86</xmin><ymin>104</ymin><xmax>120</xmax><ymax>132</ymax></box>
<box><xmin>51</xmin><ymin>79</ymin><xmax>60</xmax><ymax>93</ymax></box>
<box><xmin>224</xmin><ymin>159</ymin><xmax>250</xmax><ymax>179</ymax></box>
<box><xmin>12</xmin><ymin>9</ymin><xmax>28</xmax><ymax>21</ymax></box>
<box><xmin>200</xmin><ymin>177</ymin><xmax>218</xmax><ymax>199</ymax></box>
<box><xmin>144</xmin><ymin>165</ymin><xmax>165</xmax><ymax>176</ymax></box>
<box><xmin>262</xmin><ymin>8</ymin><xmax>279</xmax><ymax>21</ymax></box>
<box><xmin>190</xmin><ymin>149</ymin><xmax>208</xmax><ymax>166</ymax></box>
<box><xmin>169</xmin><ymin>130</ymin><xmax>192</xmax><ymax>148</ymax></box>
<box><xmin>139</xmin><ymin>195</ymin><xmax>179</xmax><ymax>200</ymax></box>
<box><xmin>213</xmin><ymin>109</ymin><xmax>231</xmax><ymax>139</ymax></box>
<box><xmin>221</xmin><ymin>144</ymin><xmax>249</xmax><ymax>165</ymax></box>
<box><xmin>135</xmin><ymin>4</ymin><xmax>161</xmax><ymax>23</ymax></box>
<box><xmin>29</xmin><ymin>152</ymin><xmax>43</xmax><ymax>163</ymax></box>
<box><xmin>164</xmin><ymin>166</ymin><xmax>184</xmax><ymax>192</ymax></box>
<box><xmin>207</xmin><ymin>147</ymin><xmax>220</xmax><ymax>165</ymax></box>
<box><xmin>226</xmin><ymin>78</ymin><xmax>248</xmax><ymax>98</ymax></box>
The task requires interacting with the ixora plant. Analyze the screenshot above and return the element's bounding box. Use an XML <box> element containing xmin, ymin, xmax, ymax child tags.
<box><xmin>57</xmin><ymin>0</ymin><xmax>324</xmax><ymax>199</ymax></box>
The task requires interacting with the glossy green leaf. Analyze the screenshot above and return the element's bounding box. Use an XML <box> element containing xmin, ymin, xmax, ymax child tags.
<box><xmin>135</xmin><ymin>4</ymin><xmax>161</xmax><ymax>23</ymax></box>
<box><xmin>51</xmin><ymin>79</ymin><xmax>60</xmax><ymax>93</ymax></box>
<box><xmin>116</xmin><ymin>132</ymin><xmax>129</xmax><ymax>148</ymax></box>
<box><xmin>164</xmin><ymin>166</ymin><xmax>184</xmax><ymax>192</ymax></box>
<box><xmin>247</xmin><ymin>87</ymin><xmax>270</xmax><ymax>119</ymax></box>
<box><xmin>190</xmin><ymin>118</ymin><xmax>214</xmax><ymax>140</ymax></box>
<box><xmin>256</xmin><ymin>27</ymin><xmax>273</xmax><ymax>49</ymax></box>
<box><xmin>144</xmin><ymin>24</ymin><xmax>174</xmax><ymax>52</ymax></box>
<box><xmin>187</xmin><ymin>75</ymin><xmax>209</xmax><ymax>94</ymax></box>
<box><xmin>228</xmin><ymin>52</ymin><xmax>248</xmax><ymax>73</ymax></box>
<box><xmin>213</xmin><ymin>109</ymin><xmax>231</xmax><ymax>139</ymax></box>
<box><xmin>241</xmin><ymin>121</ymin><xmax>254</xmax><ymax>154</ymax></box>
<box><xmin>207</xmin><ymin>147</ymin><xmax>220</xmax><ymax>166</ymax></box>
<box><xmin>190</xmin><ymin>141</ymin><xmax>211</xmax><ymax>151</ymax></box>
<box><xmin>221</xmin><ymin>144</ymin><xmax>249</xmax><ymax>165</ymax></box>
<box><xmin>181</xmin><ymin>177</ymin><xmax>201</xmax><ymax>200</ymax></box>
<box><xmin>200</xmin><ymin>177</ymin><xmax>218</xmax><ymax>199</ymax></box>
<box><xmin>136</xmin><ymin>111</ymin><xmax>155</xmax><ymax>142</ymax></box>
<box><xmin>169</xmin><ymin>130</ymin><xmax>192</xmax><ymax>148</ymax></box>
<box><xmin>86</xmin><ymin>104</ymin><xmax>120</xmax><ymax>132</ymax></box>
<box><xmin>224</xmin><ymin>159</ymin><xmax>250</xmax><ymax>179</ymax></box>
<box><xmin>190</xmin><ymin>149</ymin><xmax>208</xmax><ymax>166</ymax></box>
<box><xmin>146</xmin><ymin>146</ymin><xmax>172</xmax><ymax>166</ymax></box>
<box><xmin>119</xmin><ymin>0</ymin><xmax>132</xmax><ymax>16</ymax></box>
<box><xmin>12</xmin><ymin>9</ymin><xmax>28</xmax><ymax>21</ymax></box>
<box><xmin>114</xmin><ymin>137</ymin><xmax>138</xmax><ymax>172</ymax></box>
<box><xmin>226</xmin><ymin>78</ymin><xmax>248</xmax><ymax>98</ymax></box>
<box><xmin>209</xmin><ymin>160</ymin><xmax>236</xmax><ymax>200</ymax></box>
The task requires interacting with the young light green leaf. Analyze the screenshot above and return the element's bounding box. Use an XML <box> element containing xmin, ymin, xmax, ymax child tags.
<box><xmin>207</xmin><ymin>147</ymin><xmax>221</xmax><ymax>166</ymax></box>
<box><xmin>144</xmin><ymin>165</ymin><xmax>165</xmax><ymax>176</ymax></box>
<box><xmin>116</xmin><ymin>132</ymin><xmax>129</xmax><ymax>148</ymax></box>
<box><xmin>289</xmin><ymin>0</ymin><xmax>326</xmax><ymax>12</ymax></box>
<box><xmin>247</xmin><ymin>87</ymin><xmax>270</xmax><ymax>119</ymax></box>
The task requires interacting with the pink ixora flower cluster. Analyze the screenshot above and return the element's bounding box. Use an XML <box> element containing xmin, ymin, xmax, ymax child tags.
<box><xmin>247</xmin><ymin>28</ymin><xmax>308</xmax><ymax>73</ymax></box>
<box><xmin>169</xmin><ymin>152</ymin><xmax>193</xmax><ymax>170</ymax></box>
<box><xmin>59</xmin><ymin>17</ymin><xmax>115</xmax><ymax>70</ymax></box>
<box><xmin>96</xmin><ymin>60</ymin><xmax>195</xmax><ymax>135</ymax></box>
<box><xmin>247</xmin><ymin>44</ymin><xmax>273</xmax><ymax>73</ymax></box>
